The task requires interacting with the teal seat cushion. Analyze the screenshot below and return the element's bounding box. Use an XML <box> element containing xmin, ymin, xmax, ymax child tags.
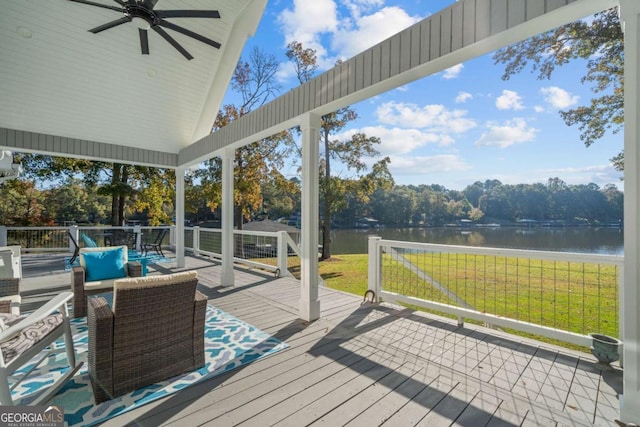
<box><xmin>81</xmin><ymin>247</ymin><xmax>126</xmax><ymax>282</ymax></box>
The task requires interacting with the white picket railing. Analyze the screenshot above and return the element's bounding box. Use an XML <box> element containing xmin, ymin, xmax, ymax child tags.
<box><xmin>367</xmin><ymin>236</ymin><xmax>623</xmax><ymax>348</ymax></box>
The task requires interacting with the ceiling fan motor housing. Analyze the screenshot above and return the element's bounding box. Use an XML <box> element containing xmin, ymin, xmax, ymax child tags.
<box><xmin>125</xmin><ymin>4</ymin><xmax>158</xmax><ymax>28</ymax></box>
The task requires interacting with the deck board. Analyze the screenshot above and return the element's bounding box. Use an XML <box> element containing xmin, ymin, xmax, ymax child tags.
<box><xmin>17</xmin><ymin>254</ymin><xmax>623</xmax><ymax>426</ymax></box>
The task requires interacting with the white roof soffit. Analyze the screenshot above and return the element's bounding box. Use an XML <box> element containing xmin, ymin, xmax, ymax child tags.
<box><xmin>0</xmin><ymin>0</ymin><xmax>267</xmax><ymax>167</ymax></box>
<box><xmin>181</xmin><ymin>0</ymin><xmax>617</xmax><ymax>167</ymax></box>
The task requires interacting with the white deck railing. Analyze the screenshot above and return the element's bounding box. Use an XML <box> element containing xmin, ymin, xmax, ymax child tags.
<box><xmin>2</xmin><ymin>225</ymin><xmax>621</xmax><ymax>347</ymax></box>
<box><xmin>367</xmin><ymin>236</ymin><xmax>623</xmax><ymax>348</ymax></box>
<box><xmin>0</xmin><ymin>225</ymin><xmax>301</xmax><ymax>278</ymax></box>
<box><xmin>184</xmin><ymin>227</ymin><xmax>300</xmax><ymax>277</ymax></box>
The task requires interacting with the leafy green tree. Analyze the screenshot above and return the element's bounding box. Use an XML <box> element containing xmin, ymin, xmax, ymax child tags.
<box><xmin>371</xmin><ymin>186</ymin><xmax>417</xmax><ymax>226</ymax></box>
<box><xmin>261</xmin><ymin>174</ymin><xmax>300</xmax><ymax>220</ymax></box>
<box><xmin>0</xmin><ymin>179</ymin><xmax>49</xmax><ymax>226</ymax></box>
<box><xmin>462</xmin><ymin>181</ymin><xmax>485</xmax><ymax>208</ymax></box>
<box><xmin>494</xmin><ymin>7</ymin><xmax>623</xmax><ymax>169</ymax></box>
<box><xmin>130</xmin><ymin>168</ymin><xmax>176</xmax><ymax>225</ymax></box>
<box><xmin>287</xmin><ymin>41</ymin><xmax>391</xmax><ymax>259</ymax></box>
<box><xmin>602</xmin><ymin>184</ymin><xmax>623</xmax><ymax>222</ymax></box>
<box><xmin>44</xmin><ymin>179</ymin><xmax>110</xmax><ymax>224</ymax></box>
<box><xmin>197</xmin><ymin>47</ymin><xmax>295</xmax><ymax>229</ymax></box>
<box><xmin>18</xmin><ymin>154</ymin><xmax>156</xmax><ymax>225</ymax></box>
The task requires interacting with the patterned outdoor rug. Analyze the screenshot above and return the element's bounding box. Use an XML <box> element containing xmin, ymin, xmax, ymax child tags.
<box><xmin>10</xmin><ymin>305</ymin><xmax>288</xmax><ymax>426</ymax></box>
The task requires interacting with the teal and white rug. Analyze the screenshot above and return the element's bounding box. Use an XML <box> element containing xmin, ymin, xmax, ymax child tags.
<box><xmin>10</xmin><ymin>305</ymin><xmax>289</xmax><ymax>426</ymax></box>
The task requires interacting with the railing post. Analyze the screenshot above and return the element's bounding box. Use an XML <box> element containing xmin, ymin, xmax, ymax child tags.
<box><xmin>368</xmin><ymin>236</ymin><xmax>382</xmax><ymax>302</ymax></box>
<box><xmin>170</xmin><ymin>225</ymin><xmax>176</xmax><ymax>248</ymax></box>
<box><xmin>277</xmin><ymin>231</ymin><xmax>288</xmax><ymax>277</ymax></box>
<box><xmin>193</xmin><ymin>226</ymin><xmax>200</xmax><ymax>256</ymax></box>
<box><xmin>0</xmin><ymin>226</ymin><xmax>6</xmax><ymax>246</ymax></box>
<box><xmin>69</xmin><ymin>225</ymin><xmax>78</xmax><ymax>254</ymax></box>
<box><xmin>134</xmin><ymin>225</ymin><xmax>141</xmax><ymax>252</ymax></box>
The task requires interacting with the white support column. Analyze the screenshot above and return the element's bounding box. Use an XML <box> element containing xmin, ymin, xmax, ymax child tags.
<box><xmin>221</xmin><ymin>148</ymin><xmax>235</xmax><ymax>287</ymax></box>
<box><xmin>367</xmin><ymin>236</ymin><xmax>381</xmax><ymax>302</ymax></box>
<box><xmin>175</xmin><ymin>167</ymin><xmax>186</xmax><ymax>268</ymax></box>
<box><xmin>621</xmin><ymin>0</ymin><xmax>640</xmax><ymax>423</ymax></box>
<box><xmin>300</xmin><ymin>113</ymin><xmax>321</xmax><ymax>321</ymax></box>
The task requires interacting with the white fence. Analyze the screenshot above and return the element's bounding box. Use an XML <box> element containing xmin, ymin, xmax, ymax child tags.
<box><xmin>367</xmin><ymin>237</ymin><xmax>623</xmax><ymax>348</ymax></box>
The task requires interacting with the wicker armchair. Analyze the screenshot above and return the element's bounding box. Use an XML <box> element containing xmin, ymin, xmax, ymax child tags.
<box><xmin>71</xmin><ymin>246</ymin><xmax>142</xmax><ymax>318</ymax></box>
<box><xmin>87</xmin><ymin>271</ymin><xmax>206</xmax><ymax>403</ymax></box>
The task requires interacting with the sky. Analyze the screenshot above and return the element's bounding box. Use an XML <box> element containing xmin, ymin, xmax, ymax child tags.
<box><xmin>221</xmin><ymin>0</ymin><xmax>623</xmax><ymax>192</ymax></box>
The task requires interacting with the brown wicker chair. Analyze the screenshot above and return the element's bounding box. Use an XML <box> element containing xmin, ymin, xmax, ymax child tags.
<box><xmin>71</xmin><ymin>246</ymin><xmax>142</xmax><ymax>318</ymax></box>
<box><xmin>87</xmin><ymin>271</ymin><xmax>206</xmax><ymax>403</ymax></box>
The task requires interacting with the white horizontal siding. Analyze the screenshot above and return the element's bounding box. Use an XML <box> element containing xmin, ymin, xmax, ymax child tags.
<box><xmin>0</xmin><ymin>127</ymin><xmax>178</xmax><ymax>167</ymax></box>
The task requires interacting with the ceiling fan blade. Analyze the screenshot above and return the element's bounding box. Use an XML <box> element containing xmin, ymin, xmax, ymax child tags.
<box><xmin>158</xmin><ymin>19</ymin><xmax>221</xmax><ymax>49</ymax></box>
<box><xmin>156</xmin><ymin>10</ymin><xmax>221</xmax><ymax>19</ymax></box>
<box><xmin>152</xmin><ymin>26</ymin><xmax>194</xmax><ymax>60</ymax></box>
<box><xmin>139</xmin><ymin>28</ymin><xmax>149</xmax><ymax>55</ymax></box>
<box><xmin>67</xmin><ymin>0</ymin><xmax>122</xmax><ymax>12</ymax></box>
<box><xmin>89</xmin><ymin>16</ymin><xmax>131</xmax><ymax>33</ymax></box>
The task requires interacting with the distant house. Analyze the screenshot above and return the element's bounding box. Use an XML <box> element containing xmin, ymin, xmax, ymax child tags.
<box><xmin>354</xmin><ymin>217</ymin><xmax>381</xmax><ymax>229</ymax></box>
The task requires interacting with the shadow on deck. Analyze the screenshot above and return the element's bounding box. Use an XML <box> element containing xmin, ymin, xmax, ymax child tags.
<box><xmin>17</xmin><ymin>253</ymin><xmax>622</xmax><ymax>426</ymax></box>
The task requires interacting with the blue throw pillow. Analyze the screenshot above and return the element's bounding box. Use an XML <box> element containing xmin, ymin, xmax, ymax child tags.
<box><xmin>81</xmin><ymin>248</ymin><xmax>126</xmax><ymax>282</ymax></box>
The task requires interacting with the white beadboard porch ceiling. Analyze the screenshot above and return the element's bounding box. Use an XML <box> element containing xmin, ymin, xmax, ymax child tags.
<box><xmin>0</xmin><ymin>0</ymin><xmax>264</xmax><ymax>156</ymax></box>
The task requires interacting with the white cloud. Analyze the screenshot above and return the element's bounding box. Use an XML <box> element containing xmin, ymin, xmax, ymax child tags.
<box><xmin>542</xmin><ymin>164</ymin><xmax>622</xmax><ymax>185</ymax></box>
<box><xmin>540</xmin><ymin>86</ymin><xmax>580</xmax><ymax>109</ymax></box>
<box><xmin>331</xmin><ymin>6</ymin><xmax>420</xmax><ymax>59</ymax></box>
<box><xmin>277</xmin><ymin>0</ymin><xmax>338</xmax><ymax>63</ymax></box>
<box><xmin>335</xmin><ymin>126</ymin><xmax>452</xmax><ymax>155</ymax></box>
<box><xmin>442</xmin><ymin>64</ymin><xmax>463</xmax><ymax>80</ymax></box>
<box><xmin>455</xmin><ymin>91</ymin><xmax>472</xmax><ymax>103</ymax></box>
<box><xmin>534</xmin><ymin>105</ymin><xmax>545</xmax><ymax>113</ymax></box>
<box><xmin>475</xmin><ymin>118</ymin><xmax>538</xmax><ymax>148</ymax></box>
<box><xmin>275</xmin><ymin>61</ymin><xmax>297</xmax><ymax>83</ymax></box>
<box><xmin>495</xmin><ymin>90</ymin><xmax>524</xmax><ymax>110</ymax></box>
<box><xmin>375</xmin><ymin>101</ymin><xmax>477</xmax><ymax>134</ymax></box>
<box><xmin>343</xmin><ymin>0</ymin><xmax>385</xmax><ymax>18</ymax></box>
<box><xmin>386</xmin><ymin>154</ymin><xmax>471</xmax><ymax>175</ymax></box>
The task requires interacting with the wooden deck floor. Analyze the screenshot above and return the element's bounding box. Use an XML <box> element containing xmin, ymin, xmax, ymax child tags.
<box><xmin>19</xmin><ymin>254</ymin><xmax>623</xmax><ymax>426</ymax></box>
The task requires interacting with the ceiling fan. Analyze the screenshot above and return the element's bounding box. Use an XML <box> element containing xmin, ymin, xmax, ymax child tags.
<box><xmin>68</xmin><ymin>0</ymin><xmax>222</xmax><ymax>60</ymax></box>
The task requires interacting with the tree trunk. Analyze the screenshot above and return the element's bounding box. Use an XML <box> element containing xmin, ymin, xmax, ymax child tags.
<box><xmin>118</xmin><ymin>166</ymin><xmax>128</xmax><ymax>225</ymax></box>
<box><xmin>111</xmin><ymin>164</ymin><xmax>121</xmax><ymax>225</ymax></box>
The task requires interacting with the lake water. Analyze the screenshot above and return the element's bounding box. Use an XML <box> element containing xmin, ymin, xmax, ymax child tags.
<box><xmin>327</xmin><ymin>226</ymin><xmax>624</xmax><ymax>256</ymax></box>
